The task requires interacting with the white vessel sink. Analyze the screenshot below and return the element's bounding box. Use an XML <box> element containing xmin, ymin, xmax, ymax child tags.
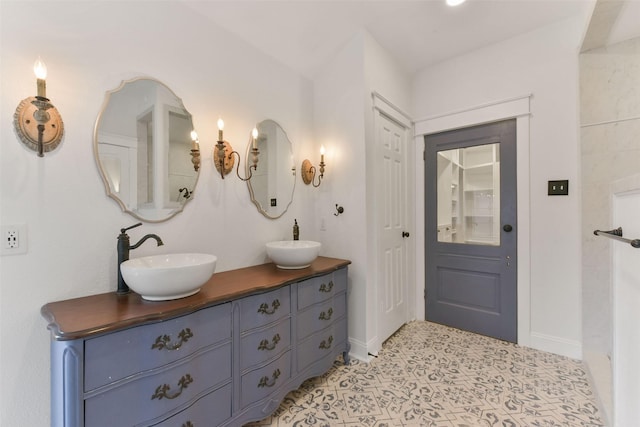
<box><xmin>266</xmin><ymin>240</ymin><xmax>321</xmax><ymax>269</ymax></box>
<box><xmin>120</xmin><ymin>253</ymin><xmax>217</xmax><ymax>301</ymax></box>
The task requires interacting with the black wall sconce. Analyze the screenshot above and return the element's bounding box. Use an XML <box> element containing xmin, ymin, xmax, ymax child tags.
<box><xmin>13</xmin><ymin>58</ymin><xmax>64</xmax><ymax>157</ymax></box>
<box><xmin>301</xmin><ymin>145</ymin><xmax>326</xmax><ymax>187</ymax></box>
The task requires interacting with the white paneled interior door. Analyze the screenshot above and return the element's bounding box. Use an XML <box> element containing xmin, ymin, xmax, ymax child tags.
<box><xmin>375</xmin><ymin>109</ymin><xmax>409</xmax><ymax>346</ymax></box>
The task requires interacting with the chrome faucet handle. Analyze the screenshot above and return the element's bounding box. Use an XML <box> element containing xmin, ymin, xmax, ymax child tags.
<box><xmin>120</xmin><ymin>222</ymin><xmax>142</xmax><ymax>234</ymax></box>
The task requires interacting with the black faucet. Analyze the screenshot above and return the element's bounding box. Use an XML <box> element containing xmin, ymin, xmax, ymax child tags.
<box><xmin>117</xmin><ymin>223</ymin><xmax>164</xmax><ymax>295</ymax></box>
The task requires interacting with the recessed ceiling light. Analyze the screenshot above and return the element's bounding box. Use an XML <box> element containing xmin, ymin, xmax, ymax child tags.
<box><xmin>446</xmin><ymin>0</ymin><xmax>466</xmax><ymax>6</ymax></box>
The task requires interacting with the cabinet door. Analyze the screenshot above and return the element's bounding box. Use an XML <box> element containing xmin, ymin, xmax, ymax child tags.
<box><xmin>240</xmin><ymin>317</ymin><xmax>291</xmax><ymax>370</ymax></box>
<box><xmin>240</xmin><ymin>286</ymin><xmax>290</xmax><ymax>331</ymax></box>
<box><xmin>298</xmin><ymin>317</ymin><xmax>347</xmax><ymax>369</ymax></box>
<box><xmin>153</xmin><ymin>383</ymin><xmax>232</xmax><ymax>427</ymax></box>
<box><xmin>85</xmin><ymin>303</ymin><xmax>231</xmax><ymax>391</ymax></box>
<box><xmin>297</xmin><ymin>296</ymin><xmax>346</xmax><ymax>340</ymax></box>
<box><xmin>240</xmin><ymin>351</ymin><xmax>291</xmax><ymax>408</ymax></box>
<box><xmin>297</xmin><ymin>272</ymin><xmax>346</xmax><ymax>310</ymax></box>
<box><xmin>84</xmin><ymin>343</ymin><xmax>231</xmax><ymax>427</ymax></box>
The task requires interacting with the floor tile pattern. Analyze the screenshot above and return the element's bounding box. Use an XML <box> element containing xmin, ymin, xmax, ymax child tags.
<box><xmin>246</xmin><ymin>321</ymin><xmax>604</xmax><ymax>426</ymax></box>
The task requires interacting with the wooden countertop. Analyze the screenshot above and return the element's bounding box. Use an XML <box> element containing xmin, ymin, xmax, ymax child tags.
<box><xmin>41</xmin><ymin>256</ymin><xmax>350</xmax><ymax>341</ymax></box>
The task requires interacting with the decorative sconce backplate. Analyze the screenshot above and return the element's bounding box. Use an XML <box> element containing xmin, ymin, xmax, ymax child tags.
<box><xmin>301</xmin><ymin>159</ymin><xmax>315</xmax><ymax>185</ymax></box>
<box><xmin>213</xmin><ymin>140</ymin><xmax>235</xmax><ymax>177</ymax></box>
<box><xmin>14</xmin><ymin>96</ymin><xmax>64</xmax><ymax>155</ymax></box>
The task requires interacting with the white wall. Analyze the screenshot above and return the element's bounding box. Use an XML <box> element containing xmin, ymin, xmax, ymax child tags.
<box><xmin>0</xmin><ymin>2</ymin><xmax>316</xmax><ymax>426</ymax></box>
<box><xmin>312</xmin><ymin>30</ymin><xmax>412</xmax><ymax>359</ymax></box>
<box><xmin>412</xmin><ymin>16</ymin><xmax>586</xmax><ymax>358</ymax></box>
<box><xmin>312</xmin><ymin>33</ymin><xmax>369</xmax><ymax>357</ymax></box>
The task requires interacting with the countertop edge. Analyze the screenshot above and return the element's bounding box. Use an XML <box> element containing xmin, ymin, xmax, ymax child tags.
<box><xmin>42</xmin><ymin>257</ymin><xmax>351</xmax><ymax>341</ymax></box>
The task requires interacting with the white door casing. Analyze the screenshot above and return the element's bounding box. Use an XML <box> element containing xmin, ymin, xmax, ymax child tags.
<box><xmin>414</xmin><ymin>94</ymin><xmax>533</xmax><ymax>350</ymax></box>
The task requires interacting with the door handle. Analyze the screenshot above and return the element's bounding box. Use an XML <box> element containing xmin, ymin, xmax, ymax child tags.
<box><xmin>402</xmin><ymin>231</ymin><xmax>410</xmax><ymax>238</ymax></box>
<box><xmin>503</xmin><ymin>224</ymin><xmax>513</xmax><ymax>232</ymax></box>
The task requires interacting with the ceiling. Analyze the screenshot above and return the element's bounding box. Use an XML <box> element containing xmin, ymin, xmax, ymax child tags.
<box><xmin>183</xmin><ymin>0</ymin><xmax>596</xmax><ymax>79</ymax></box>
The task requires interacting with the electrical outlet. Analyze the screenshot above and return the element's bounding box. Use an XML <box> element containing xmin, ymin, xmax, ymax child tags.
<box><xmin>1</xmin><ymin>224</ymin><xmax>27</xmax><ymax>255</ymax></box>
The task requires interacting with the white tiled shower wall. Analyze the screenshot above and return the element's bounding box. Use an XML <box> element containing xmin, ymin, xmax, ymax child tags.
<box><xmin>580</xmin><ymin>36</ymin><xmax>640</xmax><ymax>423</ymax></box>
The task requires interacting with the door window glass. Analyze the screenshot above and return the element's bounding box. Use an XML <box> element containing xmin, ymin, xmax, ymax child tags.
<box><xmin>437</xmin><ymin>143</ymin><xmax>500</xmax><ymax>246</ymax></box>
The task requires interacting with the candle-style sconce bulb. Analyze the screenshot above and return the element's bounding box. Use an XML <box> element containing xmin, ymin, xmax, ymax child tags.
<box><xmin>189</xmin><ymin>130</ymin><xmax>200</xmax><ymax>172</ymax></box>
<box><xmin>34</xmin><ymin>58</ymin><xmax>47</xmax><ymax>98</ymax></box>
<box><xmin>213</xmin><ymin>117</ymin><xmax>235</xmax><ymax>179</ymax></box>
<box><xmin>217</xmin><ymin>117</ymin><xmax>224</xmax><ymax>141</ymax></box>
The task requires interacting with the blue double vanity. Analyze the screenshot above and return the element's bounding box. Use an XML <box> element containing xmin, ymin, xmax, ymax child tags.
<box><xmin>42</xmin><ymin>257</ymin><xmax>350</xmax><ymax>427</ymax></box>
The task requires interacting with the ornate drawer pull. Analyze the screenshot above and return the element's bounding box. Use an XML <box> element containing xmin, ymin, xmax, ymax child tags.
<box><xmin>258</xmin><ymin>333</ymin><xmax>281</xmax><ymax>351</ymax></box>
<box><xmin>319</xmin><ymin>307</ymin><xmax>333</xmax><ymax>321</ymax></box>
<box><xmin>151</xmin><ymin>328</ymin><xmax>194</xmax><ymax>351</ymax></box>
<box><xmin>319</xmin><ymin>335</ymin><xmax>334</xmax><ymax>349</ymax></box>
<box><xmin>151</xmin><ymin>374</ymin><xmax>193</xmax><ymax>400</ymax></box>
<box><xmin>182</xmin><ymin>422</ymin><xmax>194</xmax><ymax>427</ymax></box>
<box><xmin>258</xmin><ymin>369</ymin><xmax>281</xmax><ymax>388</ymax></box>
<box><xmin>319</xmin><ymin>281</ymin><xmax>334</xmax><ymax>293</ymax></box>
<box><xmin>258</xmin><ymin>299</ymin><xmax>281</xmax><ymax>315</ymax></box>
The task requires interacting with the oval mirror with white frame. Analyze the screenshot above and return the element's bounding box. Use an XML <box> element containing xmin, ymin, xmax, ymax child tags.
<box><xmin>247</xmin><ymin>119</ymin><xmax>295</xmax><ymax>219</ymax></box>
<box><xmin>94</xmin><ymin>77</ymin><xmax>199</xmax><ymax>222</ymax></box>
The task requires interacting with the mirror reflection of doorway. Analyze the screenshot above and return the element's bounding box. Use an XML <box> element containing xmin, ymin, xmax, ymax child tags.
<box><xmin>425</xmin><ymin>119</ymin><xmax>517</xmax><ymax>343</ymax></box>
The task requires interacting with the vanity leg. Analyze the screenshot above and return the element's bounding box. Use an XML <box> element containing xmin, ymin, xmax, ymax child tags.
<box><xmin>343</xmin><ymin>342</ymin><xmax>351</xmax><ymax>365</ymax></box>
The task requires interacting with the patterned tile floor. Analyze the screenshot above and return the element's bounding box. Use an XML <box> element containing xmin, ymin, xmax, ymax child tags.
<box><xmin>246</xmin><ymin>321</ymin><xmax>605</xmax><ymax>427</ymax></box>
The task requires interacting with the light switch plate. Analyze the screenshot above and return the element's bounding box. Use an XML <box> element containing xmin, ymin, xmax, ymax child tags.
<box><xmin>548</xmin><ymin>180</ymin><xmax>569</xmax><ymax>196</ymax></box>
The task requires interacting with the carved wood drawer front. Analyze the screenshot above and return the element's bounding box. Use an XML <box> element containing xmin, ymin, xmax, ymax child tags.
<box><xmin>84</xmin><ymin>303</ymin><xmax>231</xmax><ymax>392</ymax></box>
<box><xmin>298</xmin><ymin>317</ymin><xmax>348</xmax><ymax>369</ymax></box>
<box><xmin>240</xmin><ymin>350</ymin><xmax>291</xmax><ymax>408</ymax></box>
<box><xmin>297</xmin><ymin>295</ymin><xmax>346</xmax><ymax>340</ymax></box>
<box><xmin>297</xmin><ymin>270</ymin><xmax>347</xmax><ymax>310</ymax></box>
<box><xmin>84</xmin><ymin>342</ymin><xmax>231</xmax><ymax>427</ymax></box>
<box><xmin>153</xmin><ymin>382</ymin><xmax>232</xmax><ymax>427</ymax></box>
<box><xmin>240</xmin><ymin>317</ymin><xmax>291</xmax><ymax>371</ymax></box>
<box><xmin>240</xmin><ymin>286</ymin><xmax>290</xmax><ymax>332</ymax></box>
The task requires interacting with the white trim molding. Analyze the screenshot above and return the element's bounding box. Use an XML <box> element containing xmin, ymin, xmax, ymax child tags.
<box><xmin>414</xmin><ymin>94</ymin><xmax>533</xmax><ymax>352</ymax></box>
<box><xmin>530</xmin><ymin>332</ymin><xmax>582</xmax><ymax>360</ymax></box>
<box><xmin>372</xmin><ymin>91</ymin><xmax>413</xmax><ymax>128</ymax></box>
<box><xmin>414</xmin><ymin>94</ymin><xmax>532</xmax><ymax>135</ymax></box>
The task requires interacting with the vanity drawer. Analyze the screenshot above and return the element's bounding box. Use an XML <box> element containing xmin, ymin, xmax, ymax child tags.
<box><xmin>297</xmin><ymin>269</ymin><xmax>347</xmax><ymax>310</ymax></box>
<box><xmin>241</xmin><ymin>350</ymin><xmax>291</xmax><ymax>408</ymax></box>
<box><xmin>297</xmin><ymin>295</ymin><xmax>346</xmax><ymax>340</ymax></box>
<box><xmin>85</xmin><ymin>303</ymin><xmax>231</xmax><ymax>391</ymax></box>
<box><xmin>298</xmin><ymin>317</ymin><xmax>347</xmax><ymax>370</ymax></box>
<box><xmin>240</xmin><ymin>318</ymin><xmax>291</xmax><ymax>371</ymax></box>
<box><xmin>153</xmin><ymin>382</ymin><xmax>232</xmax><ymax>427</ymax></box>
<box><xmin>85</xmin><ymin>342</ymin><xmax>231</xmax><ymax>427</ymax></box>
<box><xmin>240</xmin><ymin>286</ymin><xmax>290</xmax><ymax>332</ymax></box>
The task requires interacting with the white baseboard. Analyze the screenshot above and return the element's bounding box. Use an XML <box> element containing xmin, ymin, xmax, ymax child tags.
<box><xmin>529</xmin><ymin>331</ymin><xmax>582</xmax><ymax>359</ymax></box>
<box><xmin>348</xmin><ymin>336</ymin><xmax>376</xmax><ymax>363</ymax></box>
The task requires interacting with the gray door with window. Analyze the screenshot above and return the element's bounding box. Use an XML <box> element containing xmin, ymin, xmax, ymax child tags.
<box><xmin>425</xmin><ymin>119</ymin><xmax>517</xmax><ymax>342</ymax></box>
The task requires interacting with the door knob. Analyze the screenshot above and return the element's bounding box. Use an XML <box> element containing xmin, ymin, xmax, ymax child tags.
<box><xmin>503</xmin><ymin>224</ymin><xmax>513</xmax><ymax>232</ymax></box>
<box><xmin>402</xmin><ymin>231</ymin><xmax>410</xmax><ymax>238</ymax></box>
